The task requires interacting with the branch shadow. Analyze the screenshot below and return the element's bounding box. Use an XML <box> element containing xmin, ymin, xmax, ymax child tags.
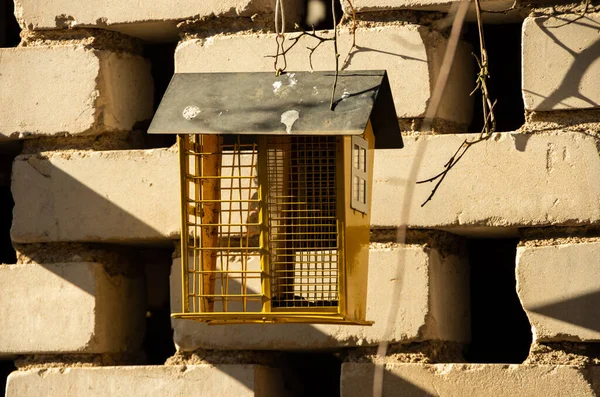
<box><xmin>342</xmin><ymin>45</ymin><xmax>427</xmax><ymax>71</ymax></box>
<box><xmin>531</xmin><ymin>15</ymin><xmax>600</xmax><ymax>110</ymax></box>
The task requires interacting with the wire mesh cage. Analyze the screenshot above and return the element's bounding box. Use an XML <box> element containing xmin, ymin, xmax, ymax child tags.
<box><xmin>178</xmin><ymin>134</ymin><xmax>362</xmax><ymax>323</ymax></box>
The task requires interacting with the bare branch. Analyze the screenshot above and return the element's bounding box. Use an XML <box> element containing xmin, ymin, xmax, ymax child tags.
<box><xmin>417</xmin><ymin>0</ymin><xmax>497</xmax><ymax>206</ymax></box>
<box><xmin>330</xmin><ymin>0</ymin><xmax>340</xmax><ymax>110</ymax></box>
<box><xmin>416</xmin><ymin>101</ymin><xmax>496</xmax><ymax>207</ymax></box>
<box><xmin>266</xmin><ymin>27</ymin><xmax>335</xmax><ymax>75</ymax></box>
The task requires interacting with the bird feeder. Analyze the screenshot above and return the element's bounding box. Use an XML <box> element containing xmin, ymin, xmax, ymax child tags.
<box><xmin>149</xmin><ymin>70</ymin><xmax>402</xmax><ymax>324</ymax></box>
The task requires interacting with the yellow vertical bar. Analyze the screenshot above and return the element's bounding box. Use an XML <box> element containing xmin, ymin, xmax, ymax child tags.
<box><xmin>201</xmin><ymin>135</ymin><xmax>221</xmax><ymax>313</ymax></box>
<box><xmin>178</xmin><ymin>135</ymin><xmax>190</xmax><ymax>314</ymax></box>
<box><xmin>258</xmin><ymin>136</ymin><xmax>271</xmax><ymax>314</ymax></box>
<box><xmin>336</xmin><ymin>136</ymin><xmax>347</xmax><ymax>317</ymax></box>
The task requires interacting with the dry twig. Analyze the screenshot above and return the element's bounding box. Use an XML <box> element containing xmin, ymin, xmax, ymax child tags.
<box><xmin>329</xmin><ymin>0</ymin><xmax>340</xmax><ymax>110</ymax></box>
<box><xmin>268</xmin><ymin>0</ymin><xmax>358</xmax><ymax>109</ymax></box>
<box><xmin>266</xmin><ymin>27</ymin><xmax>335</xmax><ymax>72</ymax></box>
<box><xmin>416</xmin><ymin>0</ymin><xmax>496</xmax><ymax>207</ymax></box>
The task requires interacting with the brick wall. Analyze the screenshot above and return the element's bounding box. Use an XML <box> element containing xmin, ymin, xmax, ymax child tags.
<box><xmin>1</xmin><ymin>0</ymin><xmax>600</xmax><ymax>396</ymax></box>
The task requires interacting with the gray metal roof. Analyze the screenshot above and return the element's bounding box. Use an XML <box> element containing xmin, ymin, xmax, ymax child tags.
<box><xmin>148</xmin><ymin>70</ymin><xmax>402</xmax><ymax>148</ymax></box>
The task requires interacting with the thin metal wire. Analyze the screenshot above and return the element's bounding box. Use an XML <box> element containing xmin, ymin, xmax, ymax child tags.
<box><xmin>183</xmin><ymin>135</ymin><xmax>263</xmax><ymax>313</ymax></box>
<box><xmin>266</xmin><ymin>136</ymin><xmax>340</xmax><ymax>308</ymax></box>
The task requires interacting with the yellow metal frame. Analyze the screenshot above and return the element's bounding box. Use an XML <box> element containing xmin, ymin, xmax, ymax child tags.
<box><xmin>173</xmin><ymin>134</ymin><xmax>371</xmax><ymax>325</ymax></box>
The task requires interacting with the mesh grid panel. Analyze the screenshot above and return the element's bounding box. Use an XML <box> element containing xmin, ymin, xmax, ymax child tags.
<box><xmin>182</xmin><ymin>135</ymin><xmax>262</xmax><ymax>313</ymax></box>
<box><xmin>266</xmin><ymin>136</ymin><xmax>340</xmax><ymax>308</ymax></box>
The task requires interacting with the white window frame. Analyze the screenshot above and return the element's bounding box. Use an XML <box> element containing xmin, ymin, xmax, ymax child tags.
<box><xmin>351</xmin><ymin>135</ymin><xmax>368</xmax><ymax>214</ymax></box>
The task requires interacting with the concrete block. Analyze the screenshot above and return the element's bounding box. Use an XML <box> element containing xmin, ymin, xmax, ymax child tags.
<box><xmin>6</xmin><ymin>365</ymin><xmax>287</xmax><ymax>397</ymax></box>
<box><xmin>14</xmin><ymin>0</ymin><xmax>304</xmax><ymax>42</ymax></box>
<box><xmin>522</xmin><ymin>13</ymin><xmax>600</xmax><ymax>111</ymax></box>
<box><xmin>14</xmin><ymin>130</ymin><xmax>600</xmax><ymax>243</ymax></box>
<box><xmin>0</xmin><ymin>46</ymin><xmax>153</xmax><ymax>141</ymax></box>
<box><xmin>517</xmin><ymin>238</ymin><xmax>600</xmax><ymax>342</ymax></box>
<box><xmin>170</xmin><ymin>242</ymin><xmax>469</xmax><ymax>351</ymax></box>
<box><xmin>341</xmin><ymin>363</ymin><xmax>600</xmax><ymax>397</ymax></box>
<box><xmin>11</xmin><ymin>148</ymin><xmax>179</xmax><ymax>244</ymax></box>
<box><xmin>0</xmin><ymin>262</ymin><xmax>145</xmax><ymax>356</ymax></box>
<box><xmin>371</xmin><ymin>131</ymin><xmax>600</xmax><ymax>237</ymax></box>
<box><xmin>175</xmin><ymin>25</ymin><xmax>474</xmax><ymax>127</ymax></box>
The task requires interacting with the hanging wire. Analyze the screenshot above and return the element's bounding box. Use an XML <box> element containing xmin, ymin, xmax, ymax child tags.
<box><xmin>273</xmin><ymin>0</ymin><xmax>287</xmax><ymax>75</ymax></box>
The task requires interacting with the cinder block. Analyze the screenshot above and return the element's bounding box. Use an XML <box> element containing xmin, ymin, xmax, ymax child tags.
<box><xmin>341</xmin><ymin>363</ymin><xmax>600</xmax><ymax>397</ymax></box>
<box><xmin>372</xmin><ymin>131</ymin><xmax>600</xmax><ymax>236</ymax></box>
<box><xmin>11</xmin><ymin>148</ymin><xmax>179</xmax><ymax>244</ymax></box>
<box><xmin>175</xmin><ymin>25</ymin><xmax>474</xmax><ymax>127</ymax></box>
<box><xmin>517</xmin><ymin>238</ymin><xmax>600</xmax><ymax>342</ymax></box>
<box><xmin>14</xmin><ymin>0</ymin><xmax>305</xmax><ymax>42</ymax></box>
<box><xmin>13</xmin><ymin>130</ymin><xmax>600</xmax><ymax>243</ymax></box>
<box><xmin>522</xmin><ymin>13</ymin><xmax>600</xmax><ymax>111</ymax></box>
<box><xmin>0</xmin><ymin>262</ymin><xmax>145</xmax><ymax>356</ymax></box>
<box><xmin>0</xmin><ymin>46</ymin><xmax>153</xmax><ymax>140</ymax></box>
<box><xmin>170</xmin><ymin>242</ymin><xmax>469</xmax><ymax>351</ymax></box>
<box><xmin>6</xmin><ymin>365</ymin><xmax>287</xmax><ymax>397</ymax></box>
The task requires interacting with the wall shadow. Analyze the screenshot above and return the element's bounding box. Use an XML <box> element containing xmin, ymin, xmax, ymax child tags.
<box><xmin>530</xmin><ymin>15</ymin><xmax>600</xmax><ymax>110</ymax></box>
<box><xmin>9</xmin><ymin>159</ymin><xmax>434</xmax><ymax>396</ymax></box>
<box><xmin>529</xmin><ymin>290</ymin><xmax>600</xmax><ymax>334</ymax></box>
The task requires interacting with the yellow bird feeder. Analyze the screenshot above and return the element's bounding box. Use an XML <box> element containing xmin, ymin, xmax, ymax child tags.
<box><xmin>149</xmin><ymin>71</ymin><xmax>402</xmax><ymax>324</ymax></box>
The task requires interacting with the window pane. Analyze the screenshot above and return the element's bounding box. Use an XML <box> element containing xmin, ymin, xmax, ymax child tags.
<box><xmin>360</xmin><ymin>179</ymin><xmax>367</xmax><ymax>204</ymax></box>
<box><xmin>353</xmin><ymin>175</ymin><xmax>360</xmax><ymax>202</ymax></box>
<box><xmin>360</xmin><ymin>148</ymin><xmax>366</xmax><ymax>171</ymax></box>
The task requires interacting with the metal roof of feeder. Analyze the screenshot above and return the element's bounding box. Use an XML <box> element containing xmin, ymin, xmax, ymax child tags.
<box><xmin>148</xmin><ymin>70</ymin><xmax>403</xmax><ymax>149</ymax></box>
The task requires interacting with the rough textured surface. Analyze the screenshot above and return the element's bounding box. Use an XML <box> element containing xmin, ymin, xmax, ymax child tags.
<box><xmin>349</xmin><ymin>0</ymin><xmax>527</xmax><ymax>23</ymax></box>
<box><xmin>166</xmin><ymin>350</ymin><xmax>286</xmax><ymax>366</ymax></box>
<box><xmin>344</xmin><ymin>341</ymin><xmax>465</xmax><ymax>364</ymax></box>
<box><xmin>349</xmin><ymin>0</ymin><xmax>517</xmax><ymax>13</ymax></box>
<box><xmin>522</xmin><ymin>12</ymin><xmax>600</xmax><ymax>111</ymax></box>
<box><xmin>372</xmin><ymin>131</ymin><xmax>600</xmax><ymax>236</ymax></box>
<box><xmin>523</xmin><ymin>108</ymin><xmax>600</xmax><ymax>136</ymax></box>
<box><xmin>525</xmin><ymin>342</ymin><xmax>600</xmax><ymax>367</ymax></box>
<box><xmin>175</xmin><ymin>25</ymin><xmax>474</xmax><ymax>127</ymax></box>
<box><xmin>341</xmin><ymin>363</ymin><xmax>600</xmax><ymax>397</ymax></box>
<box><xmin>516</xmin><ymin>239</ymin><xmax>600</xmax><ymax>342</ymax></box>
<box><xmin>0</xmin><ymin>262</ymin><xmax>145</xmax><ymax>356</ymax></box>
<box><xmin>11</xmin><ymin>148</ymin><xmax>179</xmax><ymax>244</ymax></box>
<box><xmin>0</xmin><ymin>46</ymin><xmax>153</xmax><ymax>141</ymax></box>
<box><xmin>14</xmin><ymin>0</ymin><xmax>304</xmax><ymax>41</ymax></box>
<box><xmin>20</xmin><ymin>28</ymin><xmax>143</xmax><ymax>54</ymax></box>
<box><xmin>14</xmin><ymin>242</ymin><xmax>144</xmax><ymax>277</ymax></box>
<box><xmin>14</xmin><ymin>353</ymin><xmax>144</xmax><ymax>370</ymax></box>
<box><xmin>6</xmin><ymin>365</ymin><xmax>288</xmax><ymax>397</ymax></box>
<box><xmin>171</xmin><ymin>243</ymin><xmax>469</xmax><ymax>351</ymax></box>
